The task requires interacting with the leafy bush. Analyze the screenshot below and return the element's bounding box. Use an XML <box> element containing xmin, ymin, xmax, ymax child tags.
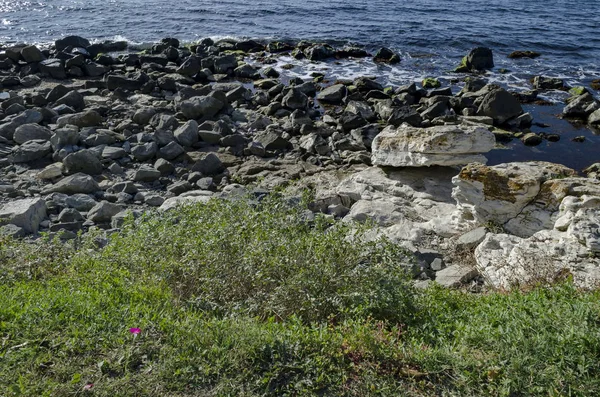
<box><xmin>97</xmin><ymin>196</ymin><xmax>417</xmax><ymax>323</ymax></box>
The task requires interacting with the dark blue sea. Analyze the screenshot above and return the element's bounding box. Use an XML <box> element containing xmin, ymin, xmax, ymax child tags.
<box><xmin>2</xmin><ymin>0</ymin><xmax>600</xmax><ymax>169</ymax></box>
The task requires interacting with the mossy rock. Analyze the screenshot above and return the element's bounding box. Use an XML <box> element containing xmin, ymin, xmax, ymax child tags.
<box><xmin>453</xmin><ymin>56</ymin><xmax>470</xmax><ymax>73</ymax></box>
<box><xmin>383</xmin><ymin>86</ymin><xmax>395</xmax><ymax>95</ymax></box>
<box><xmin>422</xmin><ymin>78</ymin><xmax>441</xmax><ymax>89</ymax></box>
<box><xmin>569</xmin><ymin>86</ymin><xmax>588</xmax><ymax>97</ymax></box>
<box><xmin>347</xmin><ymin>85</ymin><xmax>358</xmax><ymax>93</ymax></box>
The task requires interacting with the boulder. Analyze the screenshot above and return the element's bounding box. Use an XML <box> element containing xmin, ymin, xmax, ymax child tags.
<box><xmin>476</xmin><ymin>86</ymin><xmax>523</xmax><ymax>124</ymax></box>
<box><xmin>55</xmin><ymin>35</ymin><xmax>91</xmax><ymax>51</ymax></box>
<box><xmin>456</xmin><ymin>47</ymin><xmax>494</xmax><ymax>72</ymax></box>
<box><xmin>39</xmin><ymin>59</ymin><xmax>67</xmax><ymax>79</ymax></box>
<box><xmin>21</xmin><ymin>45</ymin><xmax>45</xmax><ymax>63</ymax></box>
<box><xmin>282</xmin><ymin>88</ymin><xmax>308</xmax><ymax>110</ymax></box>
<box><xmin>371</xmin><ymin>124</ymin><xmax>495</xmax><ymax>167</ymax></box>
<box><xmin>476</xmin><ymin>194</ymin><xmax>600</xmax><ymax>288</ymax></box>
<box><xmin>10</xmin><ymin>140</ymin><xmax>52</xmax><ymax>163</ymax></box>
<box><xmin>63</xmin><ymin>150</ymin><xmax>103</xmax><ymax>175</ymax></box>
<box><xmin>452</xmin><ymin>162</ymin><xmax>577</xmax><ymax>236</ymax></box>
<box><xmin>57</xmin><ymin>110</ymin><xmax>103</xmax><ymax>128</ymax></box>
<box><xmin>13</xmin><ymin>124</ymin><xmax>52</xmax><ymax>144</ymax></box>
<box><xmin>174</xmin><ymin>120</ymin><xmax>199</xmax><ymax>147</ymax></box>
<box><xmin>45</xmin><ymin>173</ymin><xmax>100</xmax><ymax>194</ymax></box>
<box><xmin>87</xmin><ymin>201</ymin><xmax>122</xmax><ymax>223</ymax></box>
<box><xmin>0</xmin><ymin>198</ymin><xmax>47</xmax><ymax>234</ymax></box>
<box><xmin>317</xmin><ymin>84</ymin><xmax>347</xmax><ymax>103</ymax></box>
<box><xmin>191</xmin><ymin>153</ymin><xmax>224</xmax><ymax>175</ymax></box>
<box><xmin>180</xmin><ymin>96</ymin><xmax>224</xmax><ymax>120</ymax></box>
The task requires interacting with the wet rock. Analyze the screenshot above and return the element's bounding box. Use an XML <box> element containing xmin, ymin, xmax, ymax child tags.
<box><xmin>39</xmin><ymin>59</ymin><xmax>67</xmax><ymax>79</ymax></box>
<box><xmin>373</xmin><ymin>47</ymin><xmax>400</xmax><ymax>64</ymax></box>
<box><xmin>282</xmin><ymin>88</ymin><xmax>308</xmax><ymax>110</ymax></box>
<box><xmin>55</xmin><ymin>35</ymin><xmax>91</xmax><ymax>51</ymax></box>
<box><xmin>563</xmin><ymin>93</ymin><xmax>596</xmax><ymax>118</ymax></box>
<box><xmin>521</xmin><ymin>132</ymin><xmax>542</xmax><ymax>146</ymax></box>
<box><xmin>0</xmin><ymin>198</ymin><xmax>47</xmax><ymax>234</ymax></box>
<box><xmin>456</xmin><ymin>47</ymin><xmax>494</xmax><ymax>72</ymax></box>
<box><xmin>21</xmin><ymin>45</ymin><xmax>45</xmax><ymax>63</ymax></box>
<box><xmin>317</xmin><ymin>84</ymin><xmax>347</xmax><ymax>104</ymax></box>
<box><xmin>371</xmin><ymin>124</ymin><xmax>495</xmax><ymax>167</ymax></box>
<box><xmin>476</xmin><ymin>86</ymin><xmax>523</xmax><ymax>124</ymax></box>
<box><xmin>508</xmin><ymin>50</ymin><xmax>541</xmax><ymax>59</ymax></box>
<box><xmin>533</xmin><ymin>76</ymin><xmax>564</xmax><ymax>90</ymax></box>
<box><xmin>304</xmin><ymin>44</ymin><xmax>334</xmax><ymax>61</ymax></box>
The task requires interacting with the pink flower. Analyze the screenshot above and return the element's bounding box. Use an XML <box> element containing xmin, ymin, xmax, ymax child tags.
<box><xmin>83</xmin><ymin>383</ymin><xmax>94</xmax><ymax>391</ymax></box>
<box><xmin>129</xmin><ymin>327</ymin><xmax>141</xmax><ymax>335</ymax></box>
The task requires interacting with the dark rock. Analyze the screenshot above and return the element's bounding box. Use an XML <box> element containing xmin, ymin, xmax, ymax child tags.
<box><xmin>191</xmin><ymin>153</ymin><xmax>224</xmax><ymax>175</ymax></box>
<box><xmin>180</xmin><ymin>96</ymin><xmax>224</xmax><ymax>119</ymax></box>
<box><xmin>134</xmin><ymin>165</ymin><xmax>161</xmax><ymax>182</ymax></box>
<box><xmin>57</xmin><ymin>110</ymin><xmax>103</xmax><ymax>128</ymax></box>
<box><xmin>55</xmin><ymin>36</ymin><xmax>91</xmax><ymax>51</ymax></box>
<box><xmin>373</xmin><ymin>47</ymin><xmax>400</xmax><ymax>64</ymax></box>
<box><xmin>282</xmin><ymin>88</ymin><xmax>308</xmax><ymax>110</ymax></box>
<box><xmin>533</xmin><ymin>76</ymin><xmax>564</xmax><ymax>90</ymax></box>
<box><xmin>304</xmin><ymin>44</ymin><xmax>334</xmax><ymax>61</ymax></box>
<box><xmin>13</xmin><ymin>124</ymin><xmax>52</xmax><ymax>144</ymax></box>
<box><xmin>21</xmin><ymin>45</ymin><xmax>45</xmax><ymax>63</ymax></box>
<box><xmin>521</xmin><ymin>132</ymin><xmax>542</xmax><ymax>146</ymax></box>
<box><xmin>174</xmin><ymin>120</ymin><xmax>199</xmax><ymax>147</ymax></box>
<box><xmin>131</xmin><ymin>142</ymin><xmax>158</xmax><ymax>161</ymax></box>
<box><xmin>477</xmin><ymin>87</ymin><xmax>523</xmax><ymax>124</ymax></box>
<box><xmin>508</xmin><ymin>50</ymin><xmax>541</xmax><ymax>59</ymax></box>
<box><xmin>39</xmin><ymin>59</ymin><xmax>67</xmax><ymax>79</ymax></box>
<box><xmin>158</xmin><ymin>141</ymin><xmax>185</xmax><ymax>160</ymax></box>
<box><xmin>63</xmin><ymin>150</ymin><xmax>103</xmax><ymax>175</ymax></box>
<box><xmin>388</xmin><ymin>106</ymin><xmax>422</xmax><ymax>127</ymax></box>
<box><xmin>10</xmin><ymin>140</ymin><xmax>52</xmax><ymax>163</ymax></box>
<box><xmin>46</xmin><ymin>173</ymin><xmax>100</xmax><ymax>195</ymax></box>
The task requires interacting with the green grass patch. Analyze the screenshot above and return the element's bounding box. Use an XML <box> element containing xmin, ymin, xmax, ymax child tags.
<box><xmin>1</xmin><ymin>197</ymin><xmax>600</xmax><ymax>396</ymax></box>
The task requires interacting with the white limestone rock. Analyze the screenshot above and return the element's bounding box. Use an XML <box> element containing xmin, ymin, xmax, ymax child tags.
<box><xmin>371</xmin><ymin>124</ymin><xmax>495</xmax><ymax>167</ymax></box>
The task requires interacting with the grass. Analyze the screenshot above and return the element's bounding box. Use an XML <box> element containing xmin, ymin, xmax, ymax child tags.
<box><xmin>1</xmin><ymin>196</ymin><xmax>600</xmax><ymax>396</ymax></box>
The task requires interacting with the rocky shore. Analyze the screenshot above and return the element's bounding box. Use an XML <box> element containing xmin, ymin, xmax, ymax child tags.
<box><xmin>1</xmin><ymin>36</ymin><xmax>600</xmax><ymax>289</ymax></box>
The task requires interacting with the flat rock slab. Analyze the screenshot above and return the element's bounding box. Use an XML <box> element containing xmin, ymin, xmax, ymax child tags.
<box><xmin>434</xmin><ymin>265</ymin><xmax>478</xmax><ymax>288</ymax></box>
<box><xmin>371</xmin><ymin>124</ymin><xmax>495</xmax><ymax>167</ymax></box>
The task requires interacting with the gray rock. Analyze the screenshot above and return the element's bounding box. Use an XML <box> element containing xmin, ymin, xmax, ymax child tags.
<box><xmin>177</xmin><ymin>56</ymin><xmax>201</xmax><ymax>76</ymax></box>
<box><xmin>39</xmin><ymin>59</ymin><xmax>66</xmax><ymax>79</ymax></box>
<box><xmin>46</xmin><ymin>173</ymin><xmax>100</xmax><ymax>195</ymax></box>
<box><xmin>21</xmin><ymin>45</ymin><xmax>45</xmax><ymax>63</ymax></box>
<box><xmin>53</xmin><ymin>90</ymin><xmax>85</xmax><ymax>112</ymax></box>
<box><xmin>0</xmin><ymin>224</ymin><xmax>26</xmax><ymax>238</ymax></box>
<box><xmin>254</xmin><ymin>130</ymin><xmax>289</xmax><ymax>151</ymax></box>
<box><xmin>57</xmin><ymin>110</ymin><xmax>103</xmax><ymax>128</ymax></box>
<box><xmin>434</xmin><ymin>265</ymin><xmax>478</xmax><ymax>288</ymax></box>
<box><xmin>144</xmin><ymin>195</ymin><xmax>165</xmax><ymax>206</ymax></box>
<box><xmin>131</xmin><ymin>141</ymin><xmax>158</xmax><ymax>161</ymax></box>
<box><xmin>10</xmin><ymin>140</ymin><xmax>52</xmax><ymax>163</ymax></box>
<box><xmin>0</xmin><ymin>109</ymin><xmax>44</xmax><ymax>140</ymax></box>
<box><xmin>456</xmin><ymin>227</ymin><xmax>488</xmax><ymax>249</ymax></box>
<box><xmin>191</xmin><ymin>153</ymin><xmax>224</xmax><ymax>175</ymax></box>
<box><xmin>317</xmin><ymin>84</ymin><xmax>347</xmax><ymax>104</ymax></box>
<box><xmin>63</xmin><ymin>149</ymin><xmax>103</xmax><ymax>175</ymax></box>
<box><xmin>102</xmin><ymin>146</ymin><xmax>126</xmax><ymax>160</ymax></box>
<box><xmin>66</xmin><ymin>194</ymin><xmax>98</xmax><ymax>211</ymax></box>
<box><xmin>51</xmin><ymin>127</ymin><xmax>80</xmax><ymax>150</ymax></box>
<box><xmin>55</xmin><ymin>35</ymin><xmax>91</xmax><ymax>51</ymax></box>
<box><xmin>466</xmin><ymin>47</ymin><xmax>494</xmax><ymax>71</ymax></box>
<box><xmin>87</xmin><ymin>201</ymin><xmax>122</xmax><ymax>223</ymax></box>
<box><xmin>132</xmin><ymin>108</ymin><xmax>156</xmax><ymax>125</ymax></box>
<box><xmin>533</xmin><ymin>76</ymin><xmax>564</xmax><ymax>90</ymax></box>
<box><xmin>174</xmin><ymin>120</ymin><xmax>199</xmax><ymax>147</ymax></box>
<box><xmin>58</xmin><ymin>208</ymin><xmax>84</xmax><ymax>223</ymax></box>
<box><xmin>180</xmin><ymin>96</ymin><xmax>224</xmax><ymax>119</ymax></box>
<box><xmin>477</xmin><ymin>87</ymin><xmax>523</xmax><ymax>124</ymax></box>
<box><xmin>154</xmin><ymin>158</ymin><xmax>175</xmax><ymax>175</ymax></box>
<box><xmin>0</xmin><ymin>198</ymin><xmax>47</xmax><ymax>233</ymax></box>
<box><xmin>133</xmin><ymin>165</ymin><xmax>161</xmax><ymax>182</ymax></box>
<box><xmin>13</xmin><ymin>124</ymin><xmax>52</xmax><ymax>144</ymax></box>
<box><xmin>158</xmin><ymin>141</ymin><xmax>185</xmax><ymax>160</ymax></box>
<box><xmin>282</xmin><ymin>88</ymin><xmax>308</xmax><ymax>110</ymax></box>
